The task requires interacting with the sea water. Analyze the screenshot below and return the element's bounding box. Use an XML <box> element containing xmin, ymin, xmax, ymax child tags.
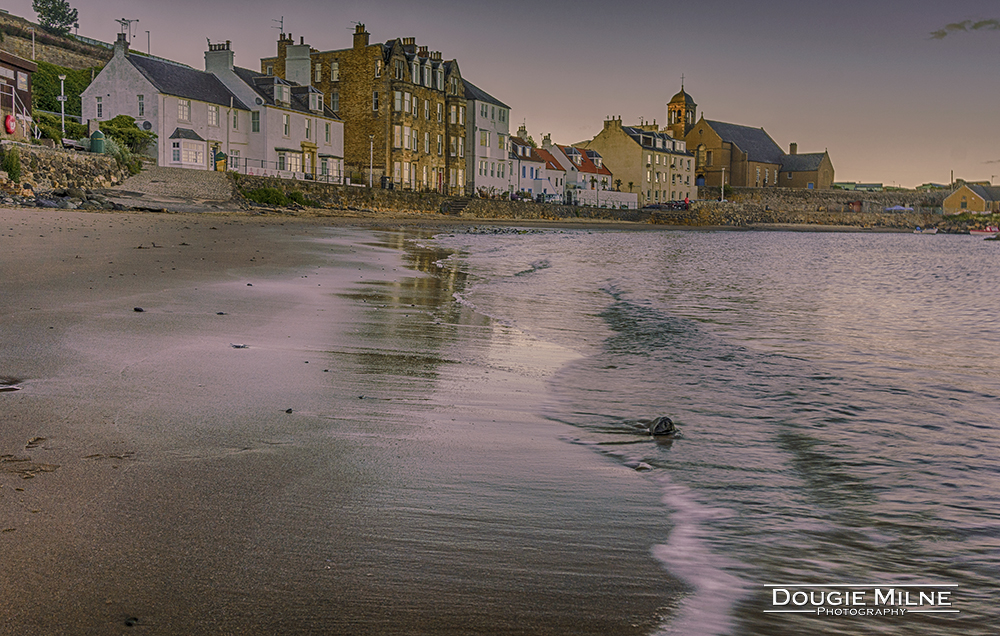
<box><xmin>427</xmin><ymin>228</ymin><xmax>999</xmax><ymax>636</ymax></box>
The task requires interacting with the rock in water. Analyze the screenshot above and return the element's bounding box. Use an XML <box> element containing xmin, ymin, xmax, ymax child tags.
<box><xmin>649</xmin><ymin>416</ymin><xmax>676</xmax><ymax>436</ymax></box>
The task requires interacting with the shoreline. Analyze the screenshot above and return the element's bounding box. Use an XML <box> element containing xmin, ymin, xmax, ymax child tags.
<box><xmin>0</xmin><ymin>207</ymin><xmax>681</xmax><ymax>634</ymax></box>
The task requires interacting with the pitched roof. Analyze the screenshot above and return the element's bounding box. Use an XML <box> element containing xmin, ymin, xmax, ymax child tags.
<box><xmin>966</xmin><ymin>184</ymin><xmax>1000</xmax><ymax>201</ymax></box>
<box><xmin>509</xmin><ymin>136</ymin><xmax>544</xmax><ymax>163</ymax></box>
<box><xmin>231</xmin><ymin>66</ymin><xmax>341</xmax><ymax>120</ymax></box>
<box><xmin>169</xmin><ymin>128</ymin><xmax>205</xmax><ymax>141</ymax></box>
<box><xmin>127</xmin><ymin>55</ymin><xmax>249</xmax><ymax>110</ymax></box>
<box><xmin>534</xmin><ymin>148</ymin><xmax>565</xmax><ymax>173</ymax></box>
<box><xmin>463</xmin><ymin>79</ymin><xmax>509</xmax><ymax>109</ymax></box>
<box><xmin>780</xmin><ymin>152</ymin><xmax>826</xmax><ymax>172</ymax></box>
<box><xmin>705</xmin><ymin>120</ymin><xmax>783</xmax><ymax>164</ymax></box>
<box><xmin>620</xmin><ymin>125</ymin><xmax>693</xmax><ymax>156</ymax></box>
<box><xmin>557</xmin><ymin>145</ymin><xmax>613</xmax><ymax>176</ymax></box>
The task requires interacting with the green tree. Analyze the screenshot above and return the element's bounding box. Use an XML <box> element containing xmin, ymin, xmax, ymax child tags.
<box><xmin>32</xmin><ymin>0</ymin><xmax>78</xmax><ymax>36</ymax></box>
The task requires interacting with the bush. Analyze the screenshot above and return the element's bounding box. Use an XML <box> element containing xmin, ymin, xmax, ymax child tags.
<box><xmin>244</xmin><ymin>187</ymin><xmax>289</xmax><ymax>206</ymax></box>
<box><xmin>33</xmin><ymin>111</ymin><xmax>87</xmax><ymax>141</ymax></box>
<box><xmin>287</xmin><ymin>190</ymin><xmax>317</xmax><ymax>207</ymax></box>
<box><xmin>99</xmin><ymin>115</ymin><xmax>156</xmax><ymax>154</ymax></box>
<box><xmin>1</xmin><ymin>145</ymin><xmax>21</xmax><ymax>183</ymax></box>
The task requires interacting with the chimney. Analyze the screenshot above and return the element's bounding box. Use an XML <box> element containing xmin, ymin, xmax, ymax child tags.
<box><xmin>354</xmin><ymin>23</ymin><xmax>370</xmax><ymax>49</ymax></box>
<box><xmin>113</xmin><ymin>32</ymin><xmax>129</xmax><ymax>58</ymax></box>
<box><xmin>402</xmin><ymin>37</ymin><xmax>416</xmax><ymax>53</ymax></box>
<box><xmin>418</xmin><ymin>45</ymin><xmax>428</xmax><ymax>57</ymax></box>
<box><xmin>205</xmin><ymin>39</ymin><xmax>234</xmax><ymax>74</ymax></box>
<box><xmin>789</xmin><ymin>142</ymin><xmax>797</xmax><ymax>155</ymax></box>
<box><xmin>542</xmin><ymin>133</ymin><xmax>552</xmax><ymax>148</ymax></box>
<box><xmin>285</xmin><ymin>39</ymin><xmax>313</xmax><ymax>86</ymax></box>
<box><xmin>517</xmin><ymin>124</ymin><xmax>528</xmax><ymax>139</ymax></box>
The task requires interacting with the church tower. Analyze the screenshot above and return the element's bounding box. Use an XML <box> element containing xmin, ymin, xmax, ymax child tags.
<box><xmin>667</xmin><ymin>78</ymin><xmax>697</xmax><ymax>140</ymax></box>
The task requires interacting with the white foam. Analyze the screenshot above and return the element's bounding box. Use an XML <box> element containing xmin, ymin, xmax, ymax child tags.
<box><xmin>652</xmin><ymin>474</ymin><xmax>748</xmax><ymax>636</ymax></box>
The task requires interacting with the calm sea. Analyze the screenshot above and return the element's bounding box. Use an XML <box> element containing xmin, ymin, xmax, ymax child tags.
<box><xmin>426</xmin><ymin>228</ymin><xmax>999</xmax><ymax>636</ymax></box>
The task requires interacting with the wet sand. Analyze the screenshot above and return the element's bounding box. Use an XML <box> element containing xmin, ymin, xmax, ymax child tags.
<box><xmin>0</xmin><ymin>208</ymin><xmax>681</xmax><ymax>634</ymax></box>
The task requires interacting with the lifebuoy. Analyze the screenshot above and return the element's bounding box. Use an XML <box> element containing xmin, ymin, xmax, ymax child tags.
<box><xmin>4</xmin><ymin>115</ymin><xmax>15</xmax><ymax>134</ymax></box>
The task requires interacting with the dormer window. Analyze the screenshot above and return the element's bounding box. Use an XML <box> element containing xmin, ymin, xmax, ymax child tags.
<box><xmin>309</xmin><ymin>93</ymin><xmax>323</xmax><ymax>112</ymax></box>
<box><xmin>275</xmin><ymin>84</ymin><xmax>289</xmax><ymax>105</ymax></box>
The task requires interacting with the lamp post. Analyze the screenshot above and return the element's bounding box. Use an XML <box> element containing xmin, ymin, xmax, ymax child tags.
<box><xmin>27</xmin><ymin>27</ymin><xmax>35</xmax><ymax>59</ymax></box>
<box><xmin>720</xmin><ymin>166</ymin><xmax>726</xmax><ymax>202</ymax></box>
<box><xmin>369</xmin><ymin>135</ymin><xmax>374</xmax><ymax>188</ymax></box>
<box><xmin>57</xmin><ymin>75</ymin><xmax>66</xmax><ymax>137</ymax></box>
<box><xmin>146</xmin><ymin>30</ymin><xmax>150</xmax><ymax>55</ymax></box>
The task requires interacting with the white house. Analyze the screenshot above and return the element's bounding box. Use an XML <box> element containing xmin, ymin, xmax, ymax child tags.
<box><xmin>82</xmin><ymin>33</ymin><xmax>251</xmax><ymax>170</ymax></box>
<box><xmin>464</xmin><ymin>79</ymin><xmax>510</xmax><ymax>197</ymax></box>
<box><xmin>82</xmin><ymin>34</ymin><xmax>344</xmax><ymax>181</ymax></box>
<box><xmin>206</xmin><ymin>41</ymin><xmax>344</xmax><ymax>181</ymax></box>
<box><xmin>533</xmin><ymin>147</ymin><xmax>567</xmax><ymax>202</ymax></box>
<box><xmin>543</xmin><ymin>135</ymin><xmax>637</xmax><ymax>209</ymax></box>
<box><xmin>509</xmin><ymin>134</ymin><xmax>546</xmax><ymax>199</ymax></box>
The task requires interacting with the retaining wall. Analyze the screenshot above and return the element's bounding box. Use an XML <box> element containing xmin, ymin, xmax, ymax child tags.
<box><xmin>1</xmin><ymin>141</ymin><xmax>129</xmax><ymax>190</ymax></box>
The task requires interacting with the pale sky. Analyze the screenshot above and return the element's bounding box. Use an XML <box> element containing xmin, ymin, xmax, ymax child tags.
<box><xmin>8</xmin><ymin>0</ymin><xmax>1000</xmax><ymax>188</ymax></box>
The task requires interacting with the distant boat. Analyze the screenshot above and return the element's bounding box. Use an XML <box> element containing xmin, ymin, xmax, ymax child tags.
<box><xmin>970</xmin><ymin>225</ymin><xmax>999</xmax><ymax>238</ymax></box>
<box><xmin>913</xmin><ymin>227</ymin><xmax>938</xmax><ymax>234</ymax></box>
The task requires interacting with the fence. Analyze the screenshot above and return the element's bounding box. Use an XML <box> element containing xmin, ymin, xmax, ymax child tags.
<box><xmin>237</xmin><ymin>157</ymin><xmax>345</xmax><ymax>185</ymax></box>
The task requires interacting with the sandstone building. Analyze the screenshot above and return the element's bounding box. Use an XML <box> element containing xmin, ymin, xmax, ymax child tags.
<box><xmin>262</xmin><ymin>25</ymin><xmax>468</xmax><ymax>193</ymax></box>
<box><xmin>943</xmin><ymin>184</ymin><xmax>1000</xmax><ymax>215</ymax></box>
<box><xmin>576</xmin><ymin>116</ymin><xmax>696</xmax><ymax>206</ymax></box>
<box><xmin>672</xmin><ymin>84</ymin><xmax>834</xmax><ymax>190</ymax></box>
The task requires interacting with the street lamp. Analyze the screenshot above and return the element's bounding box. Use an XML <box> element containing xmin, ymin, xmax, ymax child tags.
<box><xmin>57</xmin><ymin>75</ymin><xmax>67</xmax><ymax>137</ymax></box>
<box><xmin>27</xmin><ymin>27</ymin><xmax>35</xmax><ymax>59</ymax></box>
<box><xmin>721</xmin><ymin>166</ymin><xmax>726</xmax><ymax>202</ymax></box>
<box><xmin>369</xmin><ymin>134</ymin><xmax>374</xmax><ymax>188</ymax></box>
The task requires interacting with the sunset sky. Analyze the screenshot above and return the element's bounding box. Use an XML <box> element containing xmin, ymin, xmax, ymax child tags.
<box><xmin>8</xmin><ymin>0</ymin><xmax>1000</xmax><ymax>188</ymax></box>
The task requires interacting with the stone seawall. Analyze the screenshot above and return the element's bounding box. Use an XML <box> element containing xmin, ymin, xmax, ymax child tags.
<box><xmin>232</xmin><ymin>174</ymin><xmax>449</xmax><ymax>215</ymax></box>
<box><xmin>231</xmin><ymin>173</ymin><xmax>941</xmax><ymax>228</ymax></box>
<box><xmin>1</xmin><ymin>142</ymin><xmax>129</xmax><ymax>191</ymax></box>
<box><xmin>698</xmin><ymin>186</ymin><xmax>947</xmax><ymax>213</ymax></box>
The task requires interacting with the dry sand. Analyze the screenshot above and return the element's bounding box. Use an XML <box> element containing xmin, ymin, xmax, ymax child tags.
<box><xmin>0</xmin><ymin>208</ymin><xmax>681</xmax><ymax>634</ymax></box>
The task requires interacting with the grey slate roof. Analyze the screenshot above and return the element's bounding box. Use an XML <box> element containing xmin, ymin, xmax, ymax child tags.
<box><xmin>128</xmin><ymin>55</ymin><xmax>250</xmax><ymax>111</ymax></box>
<box><xmin>620</xmin><ymin>126</ymin><xmax>694</xmax><ymax>156</ymax></box>
<box><xmin>780</xmin><ymin>152</ymin><xmax>826</xmax><ymax>172</ymax></box>
<box><xmin>706</xmin><ymin>120</ymin><xmax>783</xmax><ymax>164</ymax></box>
<box><xmin>463</xmin><ymin>79</ymin><xmax>509</xmax><ymax>109</ymax></box>
<box><xmin>169</xmin><ymin>128</ymin><xmax>205</xmax><ymax>141</ymax></box>
<box><xmin>967</xmin><ymin>184</ymin><xmax>1000</xmax><ymax>201</ymax></box>
<box><xmin>231</xmin><ymin>66</ymin><xmax>341</xmax><ymax>120</ymax></box>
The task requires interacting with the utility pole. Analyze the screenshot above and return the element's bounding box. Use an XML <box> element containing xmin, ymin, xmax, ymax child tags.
<box><xmin>58</xmin><ymin>74</ymin><xmax>66</xmax><ymax>136</ymax></box>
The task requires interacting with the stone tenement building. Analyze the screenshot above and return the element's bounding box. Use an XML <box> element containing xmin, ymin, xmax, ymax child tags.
<box><xmin>262</xmin><ymin>25</ymin><xmax>467</xmax><ymax>193</ymax></box>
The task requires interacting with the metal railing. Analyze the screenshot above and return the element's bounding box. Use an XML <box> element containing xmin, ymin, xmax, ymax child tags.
<box><xmin>236</xmin><ymin>157</ymin><xmax>345</xmax><ymax>185</ymax></box>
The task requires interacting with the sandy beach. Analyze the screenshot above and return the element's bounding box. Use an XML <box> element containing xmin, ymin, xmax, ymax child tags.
<box><xmin>0</xmin><ymin>207</ymin><xmax>681</xmax><ymax>634</ymax></box>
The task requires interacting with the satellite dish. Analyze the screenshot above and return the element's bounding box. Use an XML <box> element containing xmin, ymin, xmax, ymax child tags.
<box><xmin>255</xmin><ymin>97</ymin><xmax>263</xmax><ymax>105</ymax></box>
<box><xmin>142</xmin><ymin>121</ymin><xmax>152</xmax><ymax>130</ymax></box>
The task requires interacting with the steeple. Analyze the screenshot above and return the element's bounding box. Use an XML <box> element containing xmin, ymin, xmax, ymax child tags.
<box><xmin>667</xmin><ymin>77</ymin><xmax>697</xmax><ymax>140</ymax></box>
